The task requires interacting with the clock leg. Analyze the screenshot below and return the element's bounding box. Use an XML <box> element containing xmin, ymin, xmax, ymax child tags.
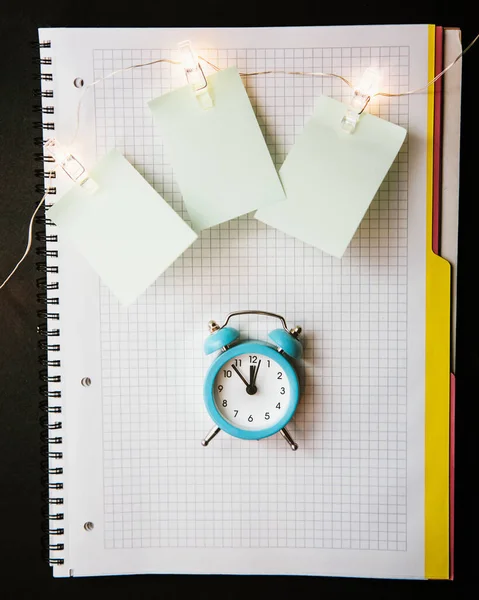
<box><xmin>201</xmin><ymin>426</ymin><xmax>221</xmax><ymax>447</ymax></box>
<box><xmin>280</xmin><ymin>427</ymin><xmax>298</xmax><ymax>451</ymax></box>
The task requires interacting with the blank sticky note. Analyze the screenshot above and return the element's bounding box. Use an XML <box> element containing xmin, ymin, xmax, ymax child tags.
<box><xmin>255</xmin><ymin>96</ymin><xmax>407</xmax><ymax>258</ymax></box>
<box><xmin>48</xmin><ymin>149</ymin><xmax>197</xmax><ymax>305</ymax></box>
<box><xmin>148</xmin><ymin>67</ymin><xmax>285</xmax><ymax>231</ymax></box>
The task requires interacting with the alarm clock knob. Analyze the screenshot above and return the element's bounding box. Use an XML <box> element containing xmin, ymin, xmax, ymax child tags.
<box><xmin>204</xmin><ymin>324</ymin><xmax>240</xmax><ymax>355</ymax></box>
<box><xmin>268</xmin><ymin>327</ymin><xmax>303</xmax><ymax>359</ymax></box>
<box><xmin>208</xmin><ymin>320</ymin><xmax>220</xmax><ymax>333</ymax></box>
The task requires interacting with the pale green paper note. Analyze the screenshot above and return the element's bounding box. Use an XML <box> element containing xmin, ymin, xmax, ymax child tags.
<box><xmin>255</xmin><ymin>96</ymin><xmax>407</xmax><ymax>258</ymax></box>
<box><xmin>148</xmin><ymin>67</ymin><xmax>286</xmax><ymax>232</ymax></box>
<box><xmin>47</xmin><ymin>149</ymin><xmax>197</xmax><ymax>305</ymax></box>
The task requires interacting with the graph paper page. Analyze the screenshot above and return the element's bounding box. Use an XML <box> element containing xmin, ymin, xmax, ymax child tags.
<box><xmin>42</xmin><ymin>26</ymin><xmax>431</xmax><ymax>578</ymax></box>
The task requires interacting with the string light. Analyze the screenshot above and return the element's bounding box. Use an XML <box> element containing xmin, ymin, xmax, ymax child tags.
<box><xmin>68</xmin><ymin>31</ymin><xmax>478</xmax><ymax>144</ymax></box>
<box><xmin>1</xmin><ymin>32</ymin><xmax>477</xmax><ymax>291</ymax></box>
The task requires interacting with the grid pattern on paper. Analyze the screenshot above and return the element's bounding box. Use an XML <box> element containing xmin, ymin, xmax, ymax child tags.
<box><xmin>94</xmin><ymin>46</ymin><xmax>410</xmax><ymax>551</ymax></box>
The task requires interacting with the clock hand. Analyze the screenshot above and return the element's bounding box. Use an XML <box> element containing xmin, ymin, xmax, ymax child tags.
<box><xmin>249</xmin><ymin>365</ymin><xmax>255</xmax><ymax>387</ymax></box>
<box><xmin>252</xmin><ymin>359</ymin><xmax>261</xmax><ymax>387</ymax></box>
<box><xmin>245</xmin><ymin>362</ymin><xmax>259</xmax><ymax>396</ymax></box>
<box><xmin>232</xmin><ymin>364</ymin><xmax>249</xmax><ymax>388</ymax></box>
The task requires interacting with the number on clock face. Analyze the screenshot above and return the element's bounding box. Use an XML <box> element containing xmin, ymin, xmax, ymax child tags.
<box><xmin>213</xmin><ymin>352</ymin><xmax>290</xmax><ymax>431</ymax></box>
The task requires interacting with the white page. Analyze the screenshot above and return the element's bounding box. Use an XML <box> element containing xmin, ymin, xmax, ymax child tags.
<box><xmin>39</xmin><ymin>25</ymin><xmax>430</xmax><ymax>579</ymax></box>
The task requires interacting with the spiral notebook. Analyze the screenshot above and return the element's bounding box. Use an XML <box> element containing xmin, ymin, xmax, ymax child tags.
<box><xmin>35</xmin><ymin>25</ymin><xmax>460</xmax><ymax>579</ymax></box>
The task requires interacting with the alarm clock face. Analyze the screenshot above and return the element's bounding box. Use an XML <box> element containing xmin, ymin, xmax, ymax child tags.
<box><xmin>204</xmin><ymin>342</ymin><xmax>299</xmax><ymax>440</ymax></box>
<box><xmin>214</xmin><ymin>352</ymin><xmax>290</xmax><ymax>430</ymax></box>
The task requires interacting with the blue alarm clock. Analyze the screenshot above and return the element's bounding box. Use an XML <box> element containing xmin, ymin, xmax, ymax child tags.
<box><xmin>201</xmin><ymin>310</ymin><xmax>303</xmax><ymax>451</ymax></box>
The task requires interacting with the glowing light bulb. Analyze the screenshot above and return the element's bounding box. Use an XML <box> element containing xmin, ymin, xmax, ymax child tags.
<box><xmin>177</xmin><ymin>40</ymin><xmax>212</xmax><ymax>109</ymax></box>
<box><xmin>355</xmin><ymin>67</ymin><xmax>381</xmax><ymax>98</ymax></box>
<box><xmin>341</xmin><ymin>67</ymin><xmax>381</xmax><ymax>134</ymax></box>
<box><xmin>178</xmin><ymin>40</ymin><xmax>199</xmax><ymax>72</ymax></box>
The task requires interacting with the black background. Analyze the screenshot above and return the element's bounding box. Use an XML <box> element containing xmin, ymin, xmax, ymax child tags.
<box><xmin>0</xmin><ymin>1</ymin><xmax>476</xmax><ymax>597</ymax></box>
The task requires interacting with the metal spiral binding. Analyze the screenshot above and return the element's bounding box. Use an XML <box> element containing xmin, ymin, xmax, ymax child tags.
<box><xmin>33</xmin><ymin>39</ymin><xmax>65</xmax><ymax>568</ymax></box>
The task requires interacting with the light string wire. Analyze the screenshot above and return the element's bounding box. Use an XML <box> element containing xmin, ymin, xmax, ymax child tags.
<box><xmin>376</xmin><ymin>31</ymin><xmax>479</xmax><ymax>98</ymax></box>
<box><xmin>70</xmin><ymin>58</ymin><xmax>181</xmax><ymax>146</ymax></box>
<box><xmin>0</xmin><ymin>172</ymin><xmax>54</xmax><ymax>290</ymax></box>
<box><xmin>199</xmin><ymin>55</ymin><xmax>354</xmax><ymax>87</ymax></box>
<box><xmin>1</xmin><ymin>33</ymin><xmax>477</xmax><ymax>290</ymax></box>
